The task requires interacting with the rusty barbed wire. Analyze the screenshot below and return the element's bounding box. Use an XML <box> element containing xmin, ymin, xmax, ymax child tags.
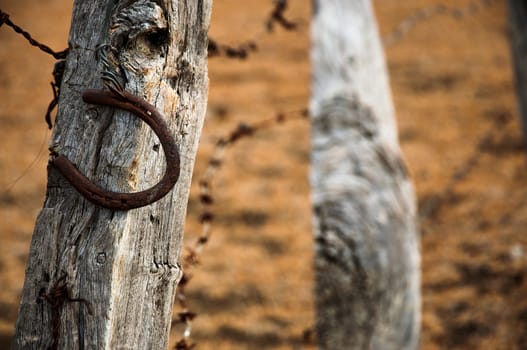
<box><xmin>419</xmin><ymin>109</ymin><xmax>515</xmax><ymax>222</ymax></box>
<box><xmin>382</xmin><ymin>0</ymin><xmax>499</xmax><ymax>47</ymax></box>
<box><xmin>0</xmin><ymin>9</ymin><xmax>68</xmax><ymax>129</ymax></box>
<box><xmin>37</xmin><ymin>273</ymin><xmax>93</xmax><ymax>350</ymax></box>
<box><xmin>188</xmin><ymin>108</ymin><xmax>308</xmax><ymax>263</ymax></box>
<box><xmin>173</xmin><ymin>0</ymin><xmax>505</xmax><ymax>346</ymax></box>
<box><xmin>425</xmin><ymin>113</ymin><xmax>514</xmax><ymax>217</ymax></box>
<box><xmin>172</xmin><ymin>108</ymin><xmax>308</xmax><ymax>347</ymax></box>
<box><xmin>208</xmin><ymin>0</ymin><xmax>299</xmax><ymax>59</ymax></box>
<box><xmin>266</xmin><ymin>0</ymin><xmax>298</xmax><ymax>32</ymax></box>
<box><xmin>172</xmin><ymin>2</ymin><xmax>304</xmax><ymax>346</ymax></box>
<box><xmin>207</xmin><ymin>38</ymin><xmax>258</xmax><ymax>59</ymax></box>
<box><xmin>0</xmin><ymin>1</ymin><xmax>514</xmax><ymax>348</ymax></box>
<box><xmin>0</xmin><ymin>9</ymin><xmax>68</xmax><ymax>59</ymax></box>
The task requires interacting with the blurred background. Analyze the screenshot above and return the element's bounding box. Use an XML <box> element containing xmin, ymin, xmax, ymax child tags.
<box><xmin>0</xmin><ymin>0</ymin><xmax>526</xmax><ymax>349</ymax></box>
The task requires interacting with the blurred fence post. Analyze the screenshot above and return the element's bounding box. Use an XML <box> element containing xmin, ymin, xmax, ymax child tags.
<box><xmin>507</xmin><ymin>0</ymin><xmax>527</xmax><ymax>151</ymax></box>
<box><xmin>310</xmin><ymin>0</ymin><xmax>421</xmax><ymax>348</ymax></box>
<box><xmin>13</xmin><ymin>0</ymin><xmax>211</xmax><ymax>349</ymax></box>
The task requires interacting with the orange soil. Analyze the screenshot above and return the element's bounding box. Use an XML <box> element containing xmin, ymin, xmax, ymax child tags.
<box><xmin>0</xmin><ymin>0</ymin><xmax>526</xmax><ymax>349</ymax></box>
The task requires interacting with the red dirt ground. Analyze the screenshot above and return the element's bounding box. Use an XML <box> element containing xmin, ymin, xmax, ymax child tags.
<box><xmin>1</xmin><ymin>1</ymin><xmax>526</xmax><ymax>349</ymax></box>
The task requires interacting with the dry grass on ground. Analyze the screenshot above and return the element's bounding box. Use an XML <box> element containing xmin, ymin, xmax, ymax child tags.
<box><xmin>0</xmin><ymin>1</ymin><xmax>526</xmax><ymax>349</ymax></box>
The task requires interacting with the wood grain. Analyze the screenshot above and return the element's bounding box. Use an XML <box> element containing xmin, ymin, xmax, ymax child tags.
<box><xmin>310</xmin><ymin>1</ymin><xmax>420</xmax><ymax>349</ymax></box>
<box><xmin>13</xmin><ymin>0</ymin><xmax>212</xmax><ymax>349</ymax></box>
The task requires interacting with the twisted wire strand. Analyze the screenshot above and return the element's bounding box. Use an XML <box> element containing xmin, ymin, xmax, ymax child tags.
<box><xmin>96</xmin><ymin>44</ymin><xmax>126</xmax><ymax>96</ymax></box>
<box><xmin>0</xmin><ymin>9</ymin><xmax>68</xmax><ymax>59</ymax></box>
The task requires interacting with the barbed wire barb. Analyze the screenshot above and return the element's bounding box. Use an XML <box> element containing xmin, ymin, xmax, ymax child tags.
<box><xmin>207</xmin><ymin>0</ymin><xmax>299</xmax><ymax>60</ymax></box>
<box><xmin>0</xmin><ymin>1</ymin><xmax>516</xmax><ymax>348</ymax></box>
<box><xmin>173</xmin><ymin>108</ymin><xmax>308</xmax><ymax>347</ymax></box>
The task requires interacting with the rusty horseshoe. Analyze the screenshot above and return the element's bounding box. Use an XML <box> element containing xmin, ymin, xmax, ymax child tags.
<box><xmin>51</xmin><ymin>89</ymin><xmax>180</xmax><ymax>210</ymax></box>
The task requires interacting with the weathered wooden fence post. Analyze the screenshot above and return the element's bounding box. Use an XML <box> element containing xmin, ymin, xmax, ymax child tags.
<box><xmin>310</xmin><ymin>0</ymin><xmax>421</xmax><ymax>348</ymax></box>
<box><xmin>507</xmin><ymin>0</ymin><xmax>527</xmax><ymax>150</ymax></box>
<box><xmin>13</xmin><ymin>0</ymin><xmax>211</xmax><ymax>348</ymax></box>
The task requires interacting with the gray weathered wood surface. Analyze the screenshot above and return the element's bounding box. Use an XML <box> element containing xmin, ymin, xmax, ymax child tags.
<box><xmin>310</xmin><ymin>0</ymin><xmax>421</xmax><ymax>349</ymax></box>
<box><xmin>507</xmin><ymin>0</ymin><xmax>527</xmax><ymax>150</ymax></box>
<box><xmin>13</xmin><ymin>0</ymin><xmax>211</xmax><ymax>349</ymax></box>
